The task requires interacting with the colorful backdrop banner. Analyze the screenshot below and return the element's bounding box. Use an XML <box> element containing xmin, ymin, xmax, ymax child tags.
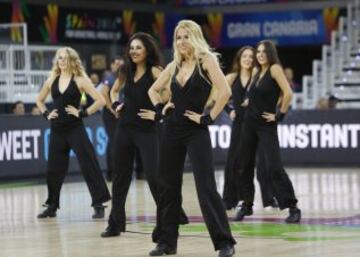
<box><xmin>176</xmin><ymin>0</ymin><xmax>288</xmax><ymax>7</ymax></box>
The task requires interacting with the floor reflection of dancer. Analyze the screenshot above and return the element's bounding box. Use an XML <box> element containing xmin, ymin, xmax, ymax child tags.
<box><xmin>148</xmin><ymin>20</ymin><xmax>236</xmax><ymax>257</ymax></box>
<box><xmin>36</xmin><ymin>47</ymin><xmax>111</xmax><ymax>219</ymax></box>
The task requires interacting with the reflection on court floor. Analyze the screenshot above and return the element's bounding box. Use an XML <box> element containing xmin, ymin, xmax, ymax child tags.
<box><xmin>0</xmin><ymin>168</ymin><xmax>359</xmax><ymax>257</ymax></box>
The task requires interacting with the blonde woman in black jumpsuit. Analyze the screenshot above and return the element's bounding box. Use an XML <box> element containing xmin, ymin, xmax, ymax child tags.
<box><xmin>36</xmin><ymin>47</ymin><xmax>111</xmax><ymax>219</ymax></box>
<box><xmin>235</xmin><ymin>40</ymin><xmax>301</xmax><ymax>223</ymax></box>
<box><xmin>148</xmin><ymin>20</ymin><xmax>236</xmax><ymax>257</ymax></box>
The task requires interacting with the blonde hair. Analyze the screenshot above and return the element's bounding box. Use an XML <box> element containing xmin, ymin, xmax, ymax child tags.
<box><xmin>50</xmin><ymin>47</ymin><xmax>87</xmax><ymax>78</ymax></box>
<box><xmin>172</xmin><ymin>20</ymin><xmax>219</xmax><ymax>78</ymax></box>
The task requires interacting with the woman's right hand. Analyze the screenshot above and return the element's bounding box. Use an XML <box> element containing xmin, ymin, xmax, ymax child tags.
<box><xmin>162</xmin><ymin>102</ymin><xmax>174</xmax><ymax>116</ymax></box>
<box><xmin>115</xmin><ymin>103</ymin><xmax>124</xmax><ymax>113</ymax></box>
<box><xmin>47</xmin><ymin>109</ymin><xmax>58</xmax><ymax>120</ymax></box>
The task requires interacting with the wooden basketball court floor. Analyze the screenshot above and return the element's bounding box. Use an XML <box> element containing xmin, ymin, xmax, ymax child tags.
<box><xmin>1</xmin><ymin>167</ymin><xmax>360</xmax><ymax>257</ymax></box>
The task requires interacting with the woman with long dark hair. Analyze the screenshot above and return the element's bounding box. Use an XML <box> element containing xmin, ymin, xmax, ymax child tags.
<box><xmin>235</xmin><ymin>40</ymin><xmax>301</xmax><ymax>223</ymax></box>
<box><xmin>101</xmin><ymin>32</ymin><xmax>187</xmax><ymax>238</ymax></box>
<box><xmin>223</xmin><ymin>46</ymin><xmax>277</xmax><ymax>220</ymax></box>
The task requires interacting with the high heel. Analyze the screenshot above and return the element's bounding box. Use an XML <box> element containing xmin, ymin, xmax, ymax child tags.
<box><xmin>92</xmin><ymin>205</ymin><xmax>106</xmax><ymax>219</ymax></box>
<box><xmin>149</xmin><ymin>243</ymin><xmax>177</xmax><ymax>256</ymax></box>
<box><xmin>37</xmin><ymin>205</ymin><xmax>57</xmax><ymax>218</ymax></box>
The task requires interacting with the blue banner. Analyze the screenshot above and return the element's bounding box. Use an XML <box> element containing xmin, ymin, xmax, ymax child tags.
<box><xmin>222</xmin><ymin>10</ymin><xmax>327</xmax><ymax>46</ymax></box>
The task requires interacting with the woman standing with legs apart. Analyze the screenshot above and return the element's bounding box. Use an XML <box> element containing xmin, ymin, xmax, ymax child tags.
<box><xmin>222</xmin><ymin>46</ymin><xmax>277</xmax><ymax>219</ymax></box>
<box><xmin>148</xmin><ymin>20</ymin><xmax>236</xmax><ymax>257</ymax></box>
<box><xmin>101</xmin><ymin>32</ymin><xmax>188</xmax><ymax>238</ymax></box>
<box><xmin>235</xmin><ymin>40</ymin><xmax>301</xmax><ymax>223</ymax></box>
<box><xmin>36</xmin><ymin>47</ymin><xmax>111</xmax><ymax>219</ymax></box>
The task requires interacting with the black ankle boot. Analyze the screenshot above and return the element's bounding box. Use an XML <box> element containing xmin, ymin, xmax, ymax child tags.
<box><xmin>92</xmin><ymin>205</ymin><xmax>106</xmax><ymax>219</ymax></box>
<box><xmin>285</xmin><ymin>207</ymin><xmax>301</xmax><ymax>223</ymax></box>
<box><xmin>149</xmin><ymin>243</ymin><xmax>177</xmax><ymax>256</ymax></box>
<box><xmin>37</xmin><ymin>206</ymin><xmax>57</xmax><ymax>218</ymax></box>
<box><xmin>100</xmin><ymin>225</ymin><xmax>121</xmax><ymax>238</ymax></box>
<box><xmin>219</xmin><ymin>244</ymin><xmax>235</xmax><ymax>257</ymax></box>
<box><xmin>234</xmin><ymin>203</ymin><xmax>253</xmax><ymax>221</ymax></box>
<box><xmin>179</xmin><ymin>211</ymin><xmax>189</xmax><ymax>225</ymax></box>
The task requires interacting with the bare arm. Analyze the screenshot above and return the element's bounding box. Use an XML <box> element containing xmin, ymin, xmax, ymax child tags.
<box><xmin>225</xmin><ymin>73</ymin><xmax>237</xmax><ymax>88</ymax></box>
<box><xmin>36</xmin><ymin>76</ymin><xmax>53</xmax><ymax>113</ymax></box>
<box><xmin>77</xmin><ymin>76</ymin><xmax>105</xmax><ymax>115</ymax></box>
<box><xmin>110</xmin><ymin>76</ymin><xmax>125</xmax><ymax>103</ymax></box>
<box><xmin>203</xmin><ymin>53</ymin><xmax>231</xmax><ymax>120</ymax></box>
<box><xmin>270</xmin><ymin>64</ymin><xmax>293</xmax><ymax>113</ymax></box>
<box><xmin>99</xmin><ymin>84</ymin><xmax>113</xmax><ymax>111</ymax></box>
<box><xmin>148</xmin><ymin>63</ymin><xmax>173</xmax><ymax>106</ymax></box>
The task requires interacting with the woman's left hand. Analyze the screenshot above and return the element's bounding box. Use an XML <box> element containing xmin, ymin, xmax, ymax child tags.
<box><xmin>262</xmin><ymin>112</ymin><xmax>276</xmax><ymax>122</ymax></box>
<box><xmin>65</xmin><ymin>105</ymin><xmax>80</xmax><ymax>117</ymax></box>
<box><xmin>184</xmin><ymin>110</ymin><xmax>202</xmax><ymax>124</ymax></box>
<box><xmin>138</xmin><ymin>109</ymin><xmax>155</xmax><ymax>120</ymax></box>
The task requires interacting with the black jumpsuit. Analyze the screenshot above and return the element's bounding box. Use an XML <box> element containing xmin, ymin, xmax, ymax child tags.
<box><xmin>108</xmin><ymin>68</ymin><xmax>161</xmax><ymax>232</ymax></box>
<box><xmin>223</xmin><ymin>75</ymin><xmax>275</xmax><ymax>209</ymax></box>
<box><xmin>156</xmin><ymin>66</ymin><xmax>236</xmax><ymax>250</ymax></box>
<box><xmin>45</xmin><ymin>76</ymin><xmax>111</xmax><ymax>209</ymax></box>
<box><xmin>237</xmin><ymin>68</ymin><xmax>298</xmax><ymax>209</ymax></box>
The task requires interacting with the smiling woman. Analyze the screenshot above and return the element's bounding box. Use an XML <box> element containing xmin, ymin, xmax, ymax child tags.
<box><xmin>101</xmin><ymin>32</ymin><xmax>188</xmax><ymax>240</ymax></box>
<box><xmin>148</xmin><ymin>19</ymin><xmax>236</xmax><ymax>257</ymax></box>
<box><xmin>35</xmin><ymin>47</ymin><xmax>110</xmax><ymax>219</ymax></box>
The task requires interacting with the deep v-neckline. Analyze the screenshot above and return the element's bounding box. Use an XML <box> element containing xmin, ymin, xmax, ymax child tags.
<box><xmin>58</xmin><ymin>76</ymin><xmax>73</xmax><ymax>95</ymax></box>
<box><xmin>239</xmin><ymin>75</ymin><xmax>250</xmax><ymax>89</ymax></box>
<box><xmin>175</xmin><ymin>65</ymin><xmax>197</xmax><ymax>89</ymax></box>
<box><xmin>133</xmin><ymin>69</ymin><xmax>146</xmax><ymax>84</ymax></box>
<box><xmin>255</xmin><ymin>68</ymin><xmax>269</xmax><ymax>87</ymax></box>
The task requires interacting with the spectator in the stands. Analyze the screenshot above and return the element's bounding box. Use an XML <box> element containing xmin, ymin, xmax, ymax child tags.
<box><xmin>328</xmin><ymin>95</ymin><xmax>338</xmax><ymax>109</ymax></box>
<box><xmin>31</xmin><ymin>105</ymin><xmax>41</xmax><ymax>115</ymax></box>
<box><xmin>12</xmin><ymin>101</ymin><xmax>25</xmax><ymax>115</ymax></box>
<box><xmin>90</xmin><ymin>72</ymin><xmax>100</xmax><ymax>87</ymax></box>
<box><xmin>284</xmin><ymin>67</ymin><xmax>301</xmax><ymax>92</ymax></box>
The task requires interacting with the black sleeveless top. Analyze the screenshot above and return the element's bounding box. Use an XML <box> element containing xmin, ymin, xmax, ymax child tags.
<box><xmin>168</xmin><ymin>65</ymin><xmax>212</xmax><ymax>128</ymax></box>
<box><xmin>50</xmin><ymin>76</ymin><xmax>82</xmax><ymax>131</ymax></box>
<box><xmin>248</xmin><ymin>67</ymin><xmax>281</xmax><ymax>122</ymax></box>
<box><xmin>119</xmin><ymin>67</ymin><xmax>156</xmax><ymax>131</ymax></box>
<box><xmin>231</xmin><ymin>75</ymin><xmax>249</xmax><ymax>122</ymax></box>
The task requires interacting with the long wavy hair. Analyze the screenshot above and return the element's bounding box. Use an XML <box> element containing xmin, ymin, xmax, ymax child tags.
<box><xmin>231</xmin><ymin>46</ymin><xmax>256</xmax><ymax>73</ymax></box>
<box><xmin>124</xmin><ymin>32</ymin><xmax>162</xmax><ymax>79</ymax></box>
<box><xmin>256</xmin><ymin>40</ymin><xmax>281</xmax><ymax>67</ymax></box>
<box><xmin>50</xmin><ymin>47</ymin><xmax>87</xmax><ymax>77</ymax></box>
<box><xmin>172</xmin><ymin>20</ymin><xmax>220</xmax><ymax>82</ymax></box>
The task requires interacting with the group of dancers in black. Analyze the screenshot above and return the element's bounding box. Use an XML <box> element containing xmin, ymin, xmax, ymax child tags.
<box><xmin>36</xmin><ymin>19</ymin><xmax>301</xmax><ymax>257</ymax></box>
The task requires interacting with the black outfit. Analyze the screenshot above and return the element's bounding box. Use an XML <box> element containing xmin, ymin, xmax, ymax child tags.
<box><xmin>236</xmin><ymin>68</ymin><xmax>298</xmax><ymax>210</ymax></box>
<box><xmin>102</xmin><ymin>108</ymin><xmax>117</xmax><ymax>180</ymax></box>
<box><xmin>45</xmin><ymin>76</ymin><xmax>111</xmax><ymax>209</ymax></box>
<box><xmin>223</xmin><ymin>75</ymin><xmax>273</xmax><ymax>209</ymax></box>
<box><xmin>222</xmin><ymin>75</ymin><xmax>247</xmax><ymax>209</ymax></box>
<box><xmin>156</xmin><ymin>66</ymin><xmax>236</xmax><ymax>250</ymax></box>
<box><xmin>223</xmin><ymin>75</ymin><xmax>274</xmax><ymax>209</ymax></box>
<box><xmin>107</xmin><ymin>68</ymin><xmax>187</xmax><ymax>234</ymax></box>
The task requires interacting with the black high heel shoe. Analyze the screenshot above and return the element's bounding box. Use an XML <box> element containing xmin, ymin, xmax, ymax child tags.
<box><xmin>285</xmin><ymin>207</ymin><xmax>301</xmax><ymax>223</ymax></box>
<box><xmin>37</xmin><ymin>205</ymin><xmax>57</xmax><ymax>218</ymax></box>
<box><xmin>234</xmin><ymin>203</ymin><xmax>253</xmax><ymax>221</ymax></box>
<box><xmin>219</xmin><ymin>244</ymin><xmax>235</xmax><ymax>257</ymax></box>
<box><xmin>149</xmin><ymin>243</ymin><xmax>177</xmax><ymax>256</ymax></box>
<box><xmin>92</xmin><ymin>205</ymin><xmax>106</xmax><ymax>219</ymax></box>
<box><xmin>100</xmin><ymin>225</ymin><xmax>121</xmax><ymax>238</ymax></box>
